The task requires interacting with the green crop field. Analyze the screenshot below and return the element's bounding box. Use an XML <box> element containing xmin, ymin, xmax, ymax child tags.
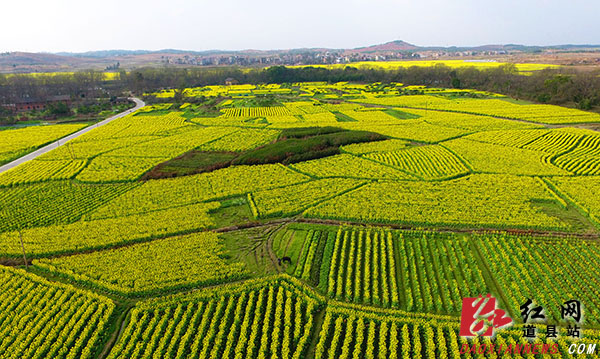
<box><xmin>3</xmin><ymin>81</ymin><xmax>600</xmax><ymax>358</ymax></box>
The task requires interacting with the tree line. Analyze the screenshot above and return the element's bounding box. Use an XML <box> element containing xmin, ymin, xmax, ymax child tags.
<box><xmin>1</xmin><ymin>64</ymin><xmax>599</xmax><ymax>111</ymax></box>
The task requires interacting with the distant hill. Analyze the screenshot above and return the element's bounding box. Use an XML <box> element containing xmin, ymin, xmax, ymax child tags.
<box><xmin>353</xmin><ymin>40</ymin><xmax>418</xmax><ymax>53</ymax></box>
<box><xmin>0</xmin><ymin>52</ymin><xmax>84</xmax><ymax>67</ymax></box>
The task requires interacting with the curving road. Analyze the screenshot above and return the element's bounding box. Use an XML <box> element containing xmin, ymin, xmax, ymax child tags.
<box><xmin>0</xmin><ymin>97</ymin><xmax>145</xmax><ymax>174</ymax></box>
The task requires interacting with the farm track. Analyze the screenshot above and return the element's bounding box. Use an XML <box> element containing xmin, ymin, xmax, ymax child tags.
<box><xmin>469</xmin><ymin>239</ymin><xmax>517</xmax><ymax>319</ymax></box>
<box><xmin>304</xmin><ymin>306</ymin><xmax>327</xmax><ymax>359</ymax></box>
<box><xmin>265</xmin><ymin>223</ymin><xmax>290</xmax><ymax>274</ymax></box>
<box><xmin>98</xmin><ymin>304</ymin><xmax>134</xmax><ymax>359</ymax></box>
<box><xmin>293</xmin><ymin>217</ymin><xmax>600</xmax><ymax>240</ymax></box>
<box><xmin>214</xmin><ymin>215</ymin><xmax>598</xmax><ymax>241</ymax></box>
<box><xmin>0</xmin><ymin>97</ymin><xmax>145</xmax><ymax>174</ymax></box>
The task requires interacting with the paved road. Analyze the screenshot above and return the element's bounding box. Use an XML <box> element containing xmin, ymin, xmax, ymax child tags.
<box><xmin>0</xmin><ymin>97</ymin><xmax>145</xmax><ymax>174</ymax></box>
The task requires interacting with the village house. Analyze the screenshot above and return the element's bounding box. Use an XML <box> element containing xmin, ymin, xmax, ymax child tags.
<box><xmin>2</xmin><ymin>95</ymin><xmax>71</xmax><ymax>112</ymax></box>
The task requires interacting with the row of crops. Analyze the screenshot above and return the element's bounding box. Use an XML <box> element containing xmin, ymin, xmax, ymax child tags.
<box><xmin>325</xmin><ymin>229</ymin><xmax>399</xmax><ymax>307</ymax></box>
<box><xmin>249</xmin><ymin>178</ymin><xmax>365</xmax><ymax>219</ymax></box>
<box><xmin>5</xmin><ymin>265</ymin><xmax>600</xmax><ymax>359</ymax></box>
<box><xmin>554</xmin><ymin>135</ymin><xmax>600</xmax><ymax>175</ymax></box>
<box><xmin>106</xmin><ymin>277</ymin><xmax>322</xmax><ymax>359</ymax></box>
<box><xmin>315</xmin><ymin>303</ymin><xmax>600</xmax><ymax>359</ymax></box>
<box><xmin>280</xmin><ymin>225</ymin><xmax>600</xmax><ymax>324</ymax></box>
<box><xmin>0</xmin><ymin>266</ymin><xmax>114</xmax><ymax>359</ymax></box>
<box><xmin>289</xmin><ymin>154</ymin><xmax>413</xmax><ymax>180</ymax></box>
<box><xmin>365</xmin><ymin>145</ymin><xmax>469</xmax><ymax>180</ymax></box>
<box><xmin>221</xmin><ymin>106</ymin><xmax>293</xmax><ymax>117</ymax></box>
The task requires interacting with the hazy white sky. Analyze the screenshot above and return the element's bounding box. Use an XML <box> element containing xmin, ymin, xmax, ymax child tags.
<box><xmin>1</xmin><ymin>0</ymin><xmax>598</xmax><ymax>52</ymax></box>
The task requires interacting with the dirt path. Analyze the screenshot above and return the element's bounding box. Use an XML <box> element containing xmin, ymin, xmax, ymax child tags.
<box><xmin>293</xmin><ymin>217</ymin><xmax>600</xmax><ymax>241</ymax></box>
<box><xmin>266</xmin><ymin>223</ymin><xmax>289</xmax><ymax>273</ymax></box>
<box><xmin>98</xmin><ymin>305</ymin><xmax>134</xmax><ymax>359</ymax></box>
<box><xmin>469</xmin><ymin>239</ymin><xmax>517</xmax><ymax>319</ymax></box>
<box><xmin>304</xmin><ymin>307</ymin><xmax>327</xmax><ymax>359</ymax></box>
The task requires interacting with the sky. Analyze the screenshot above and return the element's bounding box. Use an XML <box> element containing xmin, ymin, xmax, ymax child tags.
<box><xmin>1</xmin><ymin>0</ymin><xmax>599</xmax><ymax>53</ymax></box>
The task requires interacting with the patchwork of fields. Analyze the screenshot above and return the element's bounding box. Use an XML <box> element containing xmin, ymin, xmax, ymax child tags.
<box><xmin>2</xmin><ymin>81</ymin><xmax>600</xmax><ymax>358</ymax></box>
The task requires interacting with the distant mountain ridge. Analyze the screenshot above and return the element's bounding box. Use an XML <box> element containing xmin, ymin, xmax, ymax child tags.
<box><xmin>50</xmin><ymin>40</ymin><xmax>600</xmax><ymax>58</ymax></box>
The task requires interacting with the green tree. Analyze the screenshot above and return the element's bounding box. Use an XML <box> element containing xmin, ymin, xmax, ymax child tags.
<box><xmin>46</xmin><ymin>102</ymin><xmax>70</xmax><ymax>116</ymax></box>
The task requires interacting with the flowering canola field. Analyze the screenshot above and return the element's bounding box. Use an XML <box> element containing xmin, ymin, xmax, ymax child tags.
<box><xmin>2</xmin><ymin>81</ymin><xmax>600</xmax><ymax>358</ymax></box>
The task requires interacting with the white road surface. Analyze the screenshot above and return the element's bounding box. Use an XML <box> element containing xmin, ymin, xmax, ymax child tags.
<box><xmin>0</xmin><ymin>97</ymin><xmax>145</xmax><ymax>174</ymax></box>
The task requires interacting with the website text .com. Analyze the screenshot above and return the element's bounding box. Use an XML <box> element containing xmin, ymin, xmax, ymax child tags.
<box><xmin>460</xmin><ymin>343</ymin><xmax>598</xmax><ymax>355</ymax></box>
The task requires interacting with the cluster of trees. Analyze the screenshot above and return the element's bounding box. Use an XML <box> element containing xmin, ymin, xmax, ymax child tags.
<box><xmin>0</xmin><ymin>71</ymin><xmax>110</xmax><ymax>105</ymax></box>
<box><xmin>1</xmin><ymin>64</ymin><xmax>599</xmax><ymax>112</ymax></box>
